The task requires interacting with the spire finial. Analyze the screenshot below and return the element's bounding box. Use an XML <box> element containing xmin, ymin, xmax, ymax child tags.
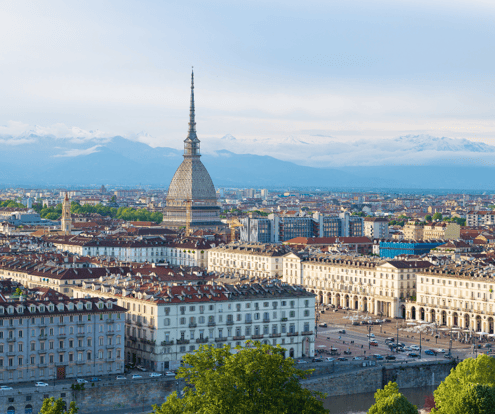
<box><xmin>188</xmin><ymin>68</ymin><xmax>196</xmax><ymax>137</ymax></box>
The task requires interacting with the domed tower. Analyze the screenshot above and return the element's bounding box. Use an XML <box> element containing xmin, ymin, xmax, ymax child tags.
<box><xmin>162</xmin><ymin>70</ymin><xmax>224</xmax><ymax>232</ymax></box>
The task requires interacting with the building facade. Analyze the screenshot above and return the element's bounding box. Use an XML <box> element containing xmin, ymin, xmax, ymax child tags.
<box><xmin>0</xmin><ymin>298</ymin><xmax>126</xmax><ymax>384</ymax></box>
<box><xmin>364</xmin><ymin>217</ymin><xmax>389</xmax><ymax>239</ymax></box>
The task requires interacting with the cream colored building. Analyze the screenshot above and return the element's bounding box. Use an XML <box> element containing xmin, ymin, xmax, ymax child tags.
<box><xmin>423</xmin><ymin>222</ymin><xmax>460</xmax><ymax>240</ymax></box>
<box><xmin>282</xmin><ymin>254</ymin><xmax>432</xmax><ymax>318</ymax></box>
<box><xmin>403</xmin><ymin>222</ymin><xmax>424</xmax><ymax>240</ymax></box>
<box><xmin>208</xmin><ymin>244</ymin><xmax>287</xmax><ymax>279</ymax></box>
<box><xmin>406</xmin><ymin>263</ymin><xmax>495</xmax><ymax>333</ymax></box>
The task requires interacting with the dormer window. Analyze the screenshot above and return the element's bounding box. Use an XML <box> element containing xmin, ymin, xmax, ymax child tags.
<box><xmin>98</xmin><ymin>303</ymin><xmax>104</xmax><ymax>310</ymax></box>
<box><xmin>86</xmin><ymin>303</ymin><xmax>92</xmax><ymax>310</ymax></box>
<box><xmin>30</xmin><ymin>306</ymin><xmax>36</xmax><ymax>313</ymax></box>
<box><xmin>68</xmin><ymin>303</ymin><xmax>74</xmax><ymax>311</ymax></box>
<box><xmin>58</xmin><ymin>304</ymin><xmax>64</xmax><ymax>312</ymax></box>
<box><xmin>39</xmin><ymin>305</ymin><xmax>45</xmax><ymax>313</ymax></box>
<box><xmin>17</xmin><ymin>306</ymin><xmax>24</xmax><ymax>314</ymax></box>
<box><xmin>49</xmin><ymin>306</ymin><xmax>54</xmax><ymax>312</ymax></box>
<box><xmin>107</xmin><ymin>302</ymin><xmax>113</xmax><ymax>309</ymax></box>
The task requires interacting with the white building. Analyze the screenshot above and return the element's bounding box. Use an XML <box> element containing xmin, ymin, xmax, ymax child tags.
<box><xmin>364</xmin><ymin>217</ymin><xmax>389</xmax><ymax>239</ymax></box>
<box><xmin>72</xmin><ymin>279</ymin><xmax>316</xmax><ymax>371</ymax></box>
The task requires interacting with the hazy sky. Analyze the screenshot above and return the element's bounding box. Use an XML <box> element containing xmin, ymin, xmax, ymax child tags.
<box><xmin>1</xmin><ymin>0</ymin><xmax>494</xmax><ymax>149</ymax></box>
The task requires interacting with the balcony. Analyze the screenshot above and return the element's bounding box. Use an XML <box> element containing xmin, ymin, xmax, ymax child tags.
<box><xmin>281</xmin><ymin>318</ymin><xmax>288</xmax><ymax>322</ymax></box>
<box><xmin>6</xmin><ymin>365</ymin><xmax>16</xmax><ymax>371</ymax></box>
<box><xmin>77</xmin><ymin>322</ymin><xmax>85</xmax><ymax>326</ymax></box>
<box><xmin>39</xmin><ymin>334</ymin><xmax>48</xmax><ymax>340</ymax></box>
<box><xmin>105</xmin><ymin>319</ymin><xmax>115</xmax><ymax>324</ymax></box>
<box><xmin>244</xmin><ymin>320</ymin><xmax>252</xmax><ymax>324</ymax></box>
<box><xmin>189</xmin><ymin>323</ymin><xmax>197</xmax><ymax>328</ymax></box>
<box><xmin>38</xmin><ymin>363</ymin><xmax>48</xmax><ymax>368</ymax></box>
<box><xmin>37</xmin><ymin>349</ymin><xmax>47</xmax><ymax>354</ymax></box>
<box><xmin>301</xmin><ymin>331</ymin><xmax>313</xmax><ymax>336</ymax></box>
<box><xmin>207</xmin><ymin>322</ymin><xmax>216</xmax><ymax>327</ymax></box>
<box><xmin>57</xmin><ymin>322</ymin><xmax>66</xmax><ymax>327</ymax></box>
<box><xmin>106</xmin><ymin>332</ymin><xmax>115</xmax><ymax>336</ymax></box>
<box><xmin>106</xmin><ymin>344</ymin><xmax>115</xmax><ymax>349</ymax></box>
<box><xmin>176</xmin><ymin>339</ymin><xmax>190</xmax><ymax>345</ymax></box>
<box><xmin>263</xmin><ymin>319</ymin><xmax>270</xmax><ymax>323</ymax></box>
<box><xmin>76</xmin><ymin>333</ymin><xmax>85</xmax><ymax>338</ymax></box>
<box><xmin>6</xmin><ymin>351</ymin><xmax>16</xmax><ymax>357</ymax></box>
<box><xmin>55</xmin><ymin>362</ymin><xmax>65</xmax><ymax>367</ymax></box>
<box><xmin>161</xmin><ymin>340</ymin><xmax>174</xmax><ymax>346</ymax></box>
<box><xmin>76</xmin><ymin>361</ymin><xmax>85</xmax><ymax>365</ymax></box>
<box><xmin>76</xmin><ymin>347</ymin><xmax>85</xmax><ymax>352</ymax></box>
<box><xmin>287</xmin><ymin>332</ymin><xmax>299</xmax><ymax>337</ymax></box>
<box><xmin>148</xmin><ymin>325</ymin><xmax>155</xmax><ymax>330</ymax></box>
<box><xmin>196</xmin><ymin>338</ymin><xmax>209</xmax><ymax>344</ymax></box>
<box><xmin>251</xmin><ymin>335</ymin><xmax>264</xmax><ymax>340</ymax></box>
<box><xmin>106</xmin><ymin>357</ymin><xmax>116</xmax><ymax>362</ymax></box>
<box><xmin>269</xmin><ymin>333</ymin><xmax>281</xmax><ymax>338</ymax></box>
<box><xmin>57</xmin><ymin>334</ymin><xmax>66</xmax><ymax>339</ymax></box>
<box><xmin>215</xmin><ymin>337</ymin><xmax>228</xmax><ymax>343</ymax></box>
<box><xmin>129</xmin><ymin>336</ymin><xmax>137</xmax><ymax>342</ymax></box>
<box><xmin>233</xmin><ymin>336</ymin><xmax>245</xmax><ymax>341</ymax></box>
<box><xmin>58</xmin><ymin>348</ymin><xmax>66</xmax><ymax>352</ymax></box>
<box><xmin>6</xmin><ymin>337</ymin><xmax>16</xmax><ymax>342</ymax></box>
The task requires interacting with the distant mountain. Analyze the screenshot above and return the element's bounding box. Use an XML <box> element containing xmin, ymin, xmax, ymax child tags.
<box><xmin>0</xmin><ymin>133</ymin><xmax>494</xmax><ymax>189</ymax></box>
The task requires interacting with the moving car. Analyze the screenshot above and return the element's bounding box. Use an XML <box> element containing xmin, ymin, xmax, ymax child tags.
<box><xmin>116</xmin><ymin>376</ymin><xmax>126</xmax><ymax>380</ymax></box>
<box><xmin>436</xmin><ymin>349</ymin><xmax>446</xmax><ymax>353</ymax></box>
<box><xmin>370</xmin><ymin>341</ymin><xmax>379</xmax><ymax>346</ymax></box>
<box><xmin>410</xmin><ymin>345</ymin><xmax>420</xmax><ymax>351</ymax></box>
<box><xmin>324</xmin><ymin>357</ymin><xmax>335</xmax><ymax>362</ymax></box>
<box><xmin>149</xmin><ymin>373</ymin><xmax>162</xmax><ymax>377</ymax></box>
<box><xmin>343</xmin><ymin>350</ymin><xmax>352</xmax><ymax>355</ymax></box>
<box><xmin>367</xmin><ymin>333</ymin><xmax>375</xmax><ymax>338</ymax></box>
<box><xmin>444</xmin><ymin>354</ymin><xmax>454</xmax><ymax>360</ymax></box>
<box><xmin>91</xmin><ymin>377</ymin><xmax>101</xmax><ymax>382</ymax></box>
<box><xmin>165</xmin><ymin>371</ymin><xmax>176</xmax><ymax>376</ymax></box>
<box><xmin>425</xmin><ymin>349</ymin><xmax>436</xmax><ymax>356</ymax></box>
<box><xmin>408</xmin><ymin>353</ymin><xmax>420</xmax><ymax>358</ymax></box>
<box><xmin>312</xmin><ymin>357</ymin><xmax>323</xmax><ymax>363</ymax></box>
<box><xmin>297</xmin><ymin>360</ymin><xmax>308</xmax><ymax>364</ymax></box>
<box><xmin>373</xmin><ymin>354</ymin><xmax>384</xmax><ymax>360</ymax></box>
<box><xmin>353</xmin><ymin>357</ymin><xmax>362</xmax><ymax>361</ymax></box>
<box><xmin>338</xmin><ymin>330</ymin><xmax>346</xmax><ymax>334</ymax></box>
<box><xmin>131</xmin><ymin>374</ymin><xmax>142</xmax><ymax>379</ymax></box>
<box><xmin>337</xmin><ymin>357</ymin><xmax>348</xmax><ymax>361</ymax></box>
<box><xmin>318</xmin><ymin>323</ymin><xmax>327</xmax><ymax>328</ymax></box>
<box><xmin>0</xmin><ymin>386</ymin><xmax>13</xmax><ymax>390</ymax></box>
<box><xmin>35</xmin><ymin>382</ymin><xmax>49</xmax><ymax>387</ymax></box>
<box><xmin>385</xmin><ymin>355</ymin><xmax>396</xmax><ymax>360</ymax></box>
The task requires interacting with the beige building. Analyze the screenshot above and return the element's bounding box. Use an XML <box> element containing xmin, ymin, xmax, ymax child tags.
<box><xmin>403</xmin><ymin>222</ymin><xmax>424</xmax><ymax>240</ymax></box>
<box><xmin>423</xmin><ymin>222</ymin><xmax>460</xmax><ymax>240</ymax></box>
<box><xmin>406</xmin><ymin>263</ymin><xmax>495</xmax><ymax>333</ymax></box>
<box><xmin>282</xmin><ymin>254</ymin><xmax>432</xmax><ymax>318</ymax></box>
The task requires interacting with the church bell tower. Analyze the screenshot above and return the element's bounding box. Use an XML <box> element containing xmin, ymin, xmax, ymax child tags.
<box><xmin>61</xmin><ymin>193</ymin><xmax>72</xmax><ymax>235</ymax></box>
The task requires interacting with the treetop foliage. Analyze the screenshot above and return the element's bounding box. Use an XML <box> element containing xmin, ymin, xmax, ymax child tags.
<box><xmin>152</xmin><ymin>341</ymin><xmax>328</xmax><ymax>414</ymax></box>
<box><xmin>39</xmin><ymin>397</ymin><xmax>78</xmax><ymax>414</ymax></box>
<box><xmin>368</xmin><ymin>382</ymin><xmax>417</xmax><ymax>414</ymax></box>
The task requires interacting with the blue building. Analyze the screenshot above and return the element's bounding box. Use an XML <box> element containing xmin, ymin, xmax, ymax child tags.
<box><xmin>379</xmin><ymin>240</ymin><xmax>444</xmax><ymax>258</ymax></box>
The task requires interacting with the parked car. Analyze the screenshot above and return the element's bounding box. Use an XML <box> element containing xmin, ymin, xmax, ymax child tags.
<box><xmin>318</xmin><ymin>323</ymin><xmax>327</xmax><ymax>328</ymax></box>
<box><xmin>343</xmin><ymin>350</ymin><xmax>352</xmax><ymax>355</ymax></box>
<box><xmin>312</xmin><ymin>357</ymin><xmax>323</xmax><ymax>363</ymax></box>
<box><xmin>370</xmin><ymin>341</ymin><xmax>379</xmax><ymax>346</ymax></box>
<box><xmin>425</xmin><ymin>349</ymin><xmax>436</xmax><ymax>356</ymax></box>
<box><xmin>367</xmin><ymin>333</ymin><xmax>375</xmax><ymax>338</ymax></box>
<box><xmin>116</xmin><ymin>376</ymin><xmax>126</xmax><ymax>380</ymax></box>
<box><xmin>436</xmin><ymin>349</ymin><xmax>446</xmax><ymax>353</ymax></box>
<box><xmin>165</xmin><ymin>371</ymin><xmax>176</xmax><ymax>376</ymax></box>
<box><xmin>483</xmin><ymin>343</ymin><xmax>492</xmax><ymax>348</ymax></box>
<box><xmin>360</xmin><ymin>321</ymin><xmax>369</xmax><ymax>325</ymax></box>
<box><xmin>35</xmin><ymin>382</ymin><xmax>49</xmax><ymax>387</ymax></box>
<box><xmin>385</xmin><ymin>355</ymin><xmax>396</xmax><ymax>360</ymax></box>
<box><xmin>373</xmin><ymin>354</ymin><xmax>384</xmax><ymax>360</ymax></box>
<box><xmin>338</xmin><ymin>330</ymin><xmax>346</xmax><ymax>334</ymax></box>
<box><xmin>386</xmin><ymin>337</ymin><xmax>395</xmax><ymax>342</ymax></box>
<box><xmin>324</xmin><ymin>357</ymin><xmax>335</xmax><ymax>362</ymax></box>
<box><xmin>297</xmin><ymin>359</ymin><xmax>308</xmax><ymax>364</ymax></box>
<box><xmin>410</xmin><ymin>345</ymin><xmax>420</xmax><ymax>351</ymax></box>
<box><xmin>136</xmin><ymin>365</ymin><xmax>147</xmax><ymax>372</ymax></box>
<box><xmin>444</xmin><ymin>354</ymin><xmax>454</xmax><ymax>360</ymax></box>
<box><xmin>353</xmin><ymin>357</ymin><xmax>362</xmax><ymax>361</ymax></box>
<box><xmin>408</xmin><ymin>353</ymin><xmax>420</xmax><ymax>358</ymax></box>
<box><xmin>0</xmin><ymin>386</ymin><xmax>13</xmax><ymax>390</ymax></box>
<box><xmin>337</xmin><ymin>357</ymin><xmax>348</xmax><ymax>361</ymax></box>
<box><xmin>333</xmin><ymin>309</ymin><xmax>339</xmax><ymax>312</ymax></box>
<box><xmin>149</xmin><ymin>373</ymin><xmax>162</xmax><ymax>377</ymax></box>
<box><xmin>131</xmin><ymin>374</ymin><xmax>142</xmax><ymax>379</ymax></box>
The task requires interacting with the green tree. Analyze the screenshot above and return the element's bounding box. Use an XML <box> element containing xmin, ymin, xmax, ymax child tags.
<box><xmin>152</xmin><ymin>342</ymin><xmax>328</xmax><ymax>414</ymax></box>
<box><xmin>432</xmin><ymin>212</ymin><xmax>443</xmax><ymax>221</ymax></box>
<box><xmin>39</xmin><ymin>397</ymin><xmax>78</xmax><ymax>414</ymax></box>
<box><xmin>368</xmin><ymin>382</ymin><xmax>417</xmax><ymax>414</ymax></box>
<box><xmin>13</xmin><ymin>287</ymin><xmax>23</xmax><ymax>297</ymax></box>
<box><xmin>110</xmin><ymin>195</ymin><xmax>117</xmax><ymax>203</ymax></box>
<box><xmin>432</xmin><ymin>355</ymin><xmax>495</xmax><ymax>413</ymax></box>
<box><xmin>425</xmin><ymin>214</ymin><xmax>432</xmax><ymax>222</ymax></box>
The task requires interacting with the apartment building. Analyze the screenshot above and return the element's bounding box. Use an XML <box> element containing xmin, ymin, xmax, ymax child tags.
<box><xmin>48</xmin><ymin>236</ymin><xmax>214</xmax><ymax>267</ymax></box>
<box><xmin>0</xmin><ymin>297</ymin><xmax>126</xmax><ymax>384</ymax></box>
<box><xmin>72</xmin><ymin>279</ymin><xmax>315</xmax><ymax>371</ymax></box>
<box><xmin>364</xmin><ymin>217</ymin><xmax>389</xmax><ymax>239</ymax></box>
<box><xmin>406</xmin><ymin>263</ymin><xmax>495</xmax><ymax>333</ymax></box>
<box><xmin>423</xmin><ymin>222</ymin><xmax>460</xmax><ymax>240</ymax></box>
<box><xmin>466</xmin><ymin>211</ymin><xmax>495</xmax><ymax>227</ymax></box>
<box><xmin>403</xmin><ymin>222</ymin><xmax>424</xmax><ymax>240</ymax></box>
<box><xmin>282</xmin><ymin>254</ymin><xmax>432</xmax><ymax>318</ymax></box>
<box><xmin>207</xmin><ymin>244</ymin><xmax>288</xmax><ymax>279</ymax></box>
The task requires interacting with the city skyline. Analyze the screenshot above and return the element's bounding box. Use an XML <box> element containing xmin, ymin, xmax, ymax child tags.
<box><xmin>1</xmin><ymin>0</ymin><xmax>494</xmax><ymax>159</ymax></box>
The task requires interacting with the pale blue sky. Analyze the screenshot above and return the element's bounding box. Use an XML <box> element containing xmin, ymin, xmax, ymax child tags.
<box><xmin>0</xmin><ymin>0</ymin><xmax>494</xmax><ymax>150</ymax></box>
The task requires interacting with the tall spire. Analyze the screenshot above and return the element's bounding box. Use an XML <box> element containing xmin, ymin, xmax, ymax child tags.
<box><xmin>187</xmin><ymin>68</ymin><xmax>197</xmax><ymax>141</ymax></box>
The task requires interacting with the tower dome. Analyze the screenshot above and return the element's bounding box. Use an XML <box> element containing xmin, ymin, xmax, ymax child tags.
<box><xmin>162</xmin><ymin>70</ymin><xmax>224</xmax><ymax>231</ymax></box>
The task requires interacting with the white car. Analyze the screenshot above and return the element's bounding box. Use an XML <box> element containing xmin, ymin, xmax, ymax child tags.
<box><xmin>136</xmin><ymin>365</ymin><xmax>147</xmax><ymax>372</ymax></box>
<box><xmin>436</xmin><ymin>348</ymin><xmax>446</xmax><ymax>353</ymax></box>
<box><xmin>296</xmin><ymin>360</ymin><xmax>308</xmax><ymax>364</ymax></box>
<box><xmin>353</xmin><ymin>357</ymin><xmax>362</xmax><ymax>360</ymax></box>
<box><xmin>35</xmin><ymin>382</ymin><xmax>49</xmax><ymax>387</ymax></box>
<box><xmin>149</xmin><ymin>373</ymin><xmax>162</xmax><ymax>378</ymax></box>
<box><xmin>116</xmin><ymin>376</ymin><xmax>126</xmax><ymax>380</ymax></box>
<box><xmin>324</xmin><ymin>357</ymin><xmax>335</xmax><ymax>362</ymax></box>
<box><xmin>367</xmin><ymin>333</ymin><xmax>375</xmax><ymax>338</ymax></box>
<box><xmin>0</xmin><ymin>386</ymin><xmax>13</xmax><ymax>391</ymax></box>
<box><xmin>410</xmin><ymin>345</ymin><xmax>420</xmax><ymax>351</ymax></box>
<box><xmin>165</xmin><ymin>371</ymin><xmax>176</xmax><ymax>376</ymax></box>
<box><xmin>76</xmin><ymin>379</ymin><xmax>88</xmax><ymax>384</ymax></box>
<box><xmin>131</xmin><ymin>374</ymin><xmax>142</xmax><ymax>379</ymax></box>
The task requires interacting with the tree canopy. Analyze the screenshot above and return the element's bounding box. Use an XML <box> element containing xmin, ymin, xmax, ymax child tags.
<box><xmin>368</xmin><ymin>382</ymin><xmax>417</xmax><ymax>414</ymax></box>
<box><xmin>152</xmin><ymin>342</ymin><xmax>328</xmax><ymax>414</ymax></box>
<box><xmin>39</xmin><ymin>397</ymin><xmax>78</xmax><ymax>414</ymax></box>
<box><xmin>0</xmin><ymin>199</ymin><xmax>26</xmax><ymax>209</ymax></box>
<box><xmin>432</xmin><ymin>212</ymin><xmax>443</xmax><ymax>221</ymax></box>
<box><xmin>432</xmin><ymin>355</ymin><xmax>495</xmax><ymax>414</ymax></box>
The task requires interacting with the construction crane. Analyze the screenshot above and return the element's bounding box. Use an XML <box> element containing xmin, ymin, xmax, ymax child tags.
<box><xmin>228</xmin><ymin>218</ymin><xmax>243</xmax><ymax>242</ymax></box>
<box><xmin>185</xmin><ymin>200</ymin><xmax>192</xmax><ymax>236</ymax></box>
